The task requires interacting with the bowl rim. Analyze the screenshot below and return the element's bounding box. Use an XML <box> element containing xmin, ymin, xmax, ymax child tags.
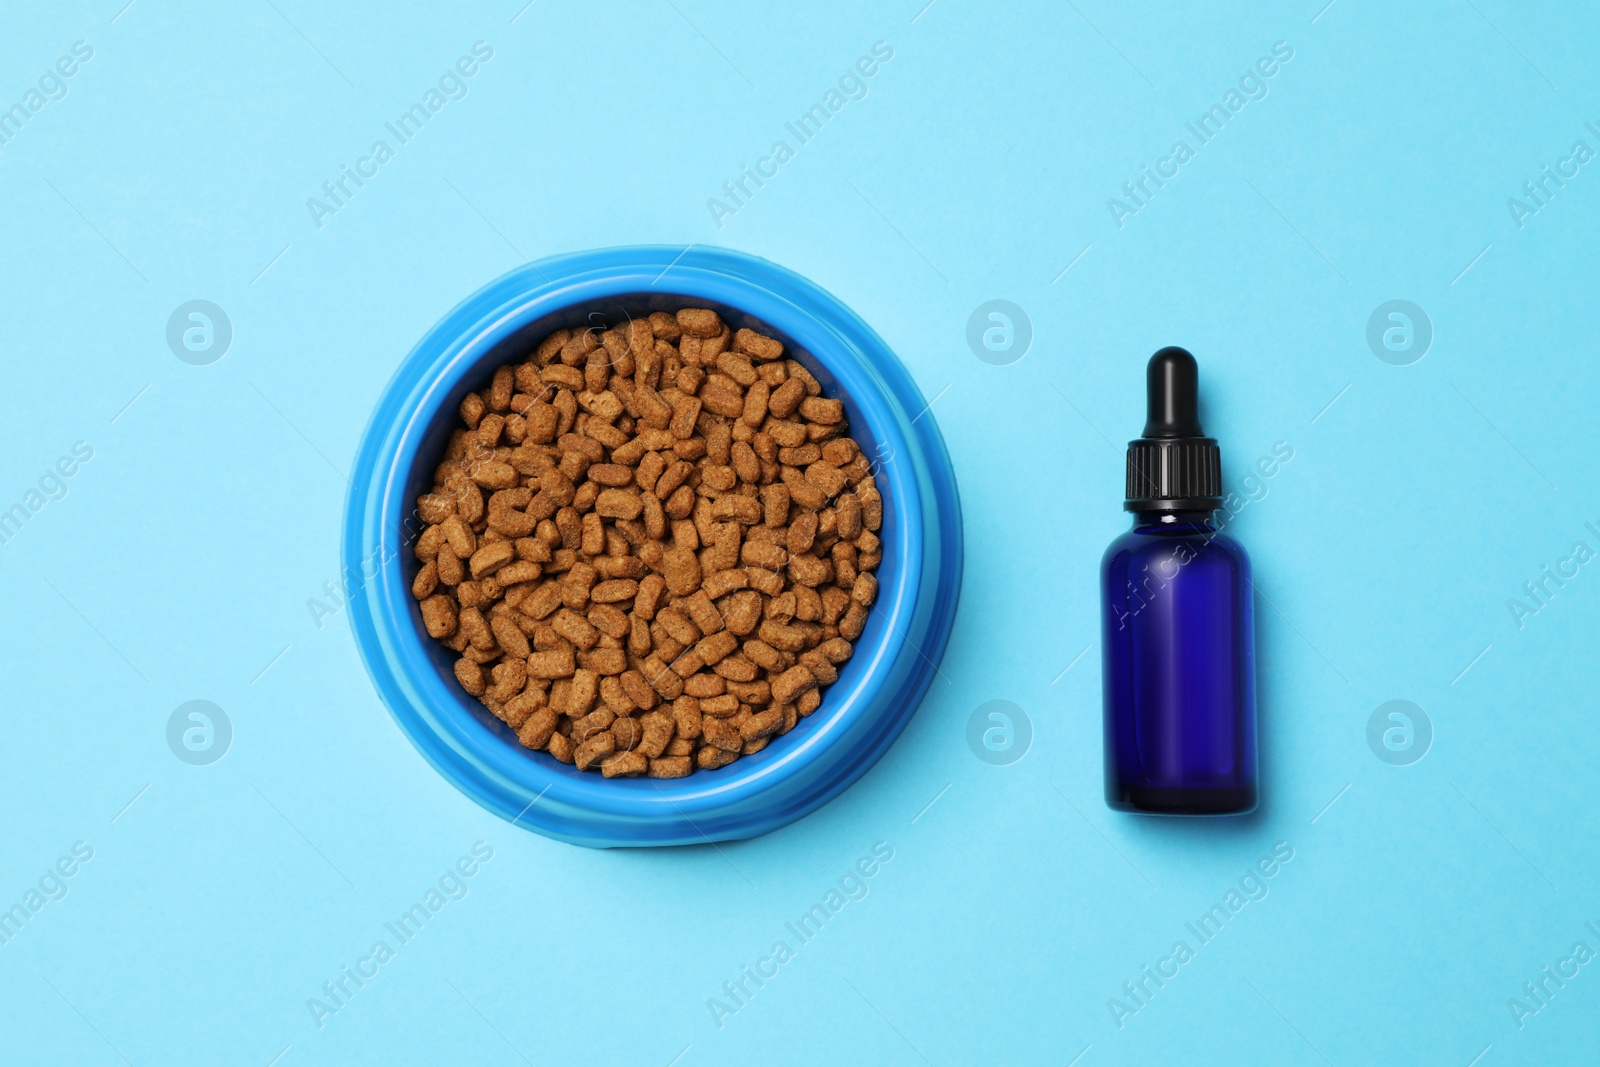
<box><xmin>344</xmin><ymin>245</ymin><xmax>960</xmax><ymax>843</ymax></box>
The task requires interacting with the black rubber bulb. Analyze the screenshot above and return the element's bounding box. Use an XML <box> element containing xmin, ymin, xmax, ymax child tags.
<box><xmin>1143</xmin><ymin>346</ymin><xmax>1203</xmax><ymax>438</ymax></box>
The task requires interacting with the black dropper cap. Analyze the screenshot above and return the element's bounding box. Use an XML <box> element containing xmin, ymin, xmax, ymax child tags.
<box><xmin>1124</xmin><ymin>347</ymin><xmax>1223</xmax><ymax>513</ymax></box>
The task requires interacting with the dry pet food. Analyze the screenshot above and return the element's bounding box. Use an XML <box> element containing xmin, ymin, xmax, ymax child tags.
<box><xmin>410</xmin><ymin>307</ymin><xmax>884</xmax><ymax>779</ymax></box>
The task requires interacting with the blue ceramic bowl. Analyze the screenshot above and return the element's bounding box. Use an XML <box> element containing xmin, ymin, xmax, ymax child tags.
<box><xmin>344</xmin><ymin>246</ymin><xmax>961</xmax><ymax>847</ymax></box>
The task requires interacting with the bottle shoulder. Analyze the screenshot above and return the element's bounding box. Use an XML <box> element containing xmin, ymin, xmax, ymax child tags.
<box><xmin>1102</xmin><ymin>524</ymin><xmax>1251</xmax><ymax>570</ymax></box>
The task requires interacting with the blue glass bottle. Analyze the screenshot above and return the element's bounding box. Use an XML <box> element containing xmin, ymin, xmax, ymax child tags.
<box><xmin>1101</xmin><ymin>348</ymin><xmax>1257</xmax><ymax>815</ymax></box>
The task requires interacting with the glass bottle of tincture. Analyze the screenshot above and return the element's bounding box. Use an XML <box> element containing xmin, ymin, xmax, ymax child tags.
<box><xmin>1101</xmin><ymin>347</ymin><xmax>1257</xmax><ymax>815</ymax></box>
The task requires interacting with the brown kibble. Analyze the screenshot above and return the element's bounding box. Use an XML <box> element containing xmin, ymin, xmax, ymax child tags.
<box><xmin>414</xmin><ymin>525</ymin><xmax>446</xmax><ymax>561</ymax></box>
<box><xmin>768</xmin><ymin>379</ymin><xmax>806</xmax><ymax>420</ymax></box>
<box><xmin>458</xmin><ymin>606</ymin><xmax>493</xmax><ymax>650</ymax></box>
<box><xmin>701</xmin><ymin>716</ymin><xmax>742</xmax><ymax>752</ymax></box>
<box><xmin>819</xmin><ymin>637</ymin><xmax>854</xmax><ymax>663</ymax></box>
<box><xmin>735</xmin><ymin>328</ymin><xmax>784</xmax><ymax>361</ymax></box>
<box><xmin>567</xmin><ymin>669</ymin><xmax>600</xmax><ymax>716</ymax></box>
<box><xmin>702</xmin><ymin>567</ymin><xmax>748</xmax><ymax>599</ymax></box>
<box><xmin>799</xmin><ymin>649</ymin><xmax>838</xmax><ymax>686</ymax></box>
<box><xmin>412</xmin><ymin>561</ymin><xmax>439</xmax><ymax>600</ymax></box>
<box><xmin>787</xmin><ymin>554</ymin><xmax>831</xmax><ymax>588</ymax></box>
<box><xmin>761</xmin><ymin>483</ymin><xmax>790</xmax><ymax>527</ymax></box>
<box><xmin>798</xmin><ymin>396</ymin><xmax>843</xmax><ymax>424</ymax></box>
<box><xmin>611</xmin><ymin>715</ymin><xmax>643</xmax><ymax>752</ymax></box>
<box><xmin>435</xmin><ymin>545</ymin><xmax>464</xmax><ymax>586</ymax></box>
<box><xmin>661</xmin><ymin>546</ymin><xmax>701</xmax><ymax>596</ymax></box>
<box><xmin>527</xmin><ymin>649</ymin><xmax>576</xmax><ymax>679</ymax></box>
<box><xmin>839</xmin><ymin>602</ymin><xmax>868</xmax><ymax>641</ymax></box>
<box><xmin>740</xmin><ymin>540</ymin><xmax>787</xmax><ymax>570</ymax></box>
<box><xmin>459</xmin><ymin>391</ymin><xmax>487</xmax><ymax>428</ymax></box>
<box><xmin>638</xmin><ymin>711</ymin><xmax>675</xmax><ymax>757</ymax></box>
<box><xmin>418</xmin><ymin>493</ymin><xmax>456</xmax><ymax>525</ymax></box>
<box><xmin>517</xmin><ymin>706</ymin><xmax>559</xmax><ymax>750</ymax></box>
<box><xmin>713</xmin><ymin>654</ymin><xmax>758</xmax><ymax>682</ymax></box>
<box><xmin>620</xmin><ymin>669</ymin><xmax>658</xmax><ymax>710</ymax></box>
<box><xmin>590</xmin><ymin>579</ymin><xmax>638</xmax><ymax>604</ymax></box>
<box><xmin>648</xmin><ymin>755</ymin><xmax>692</xmax><ymax>778</ymax></box>
<box><xmin>490</xmin><ymin>614</ymin><xmax>531</xmax><ymax>660</ymax></box>
<box><xmin>859</xmin><ymin>484</ymin><xmax>883</xmax><ymax>531</ymax></box>
<box><xmin>595</xmin><ymin>487</ymin><xmax>643</xmax><ymax>520</ymax></box>
<box><xmin>722</xmin><ymin>591</ymin><xmax>762</xmax><ymax>636</ymax></box>
<box><xmin>770</xmin><ymin>665</ymin><xmax>817</xmax><ymax>705</ymax></box>
<box><xmin>522</xmin><ymin>582</ymin><xmax>563</xmax><ymax>620</ymax></box>
<box><xmin>836</xmin><ymin>493</ymin><xmax>862</xmax><ymax>539</ymax></box>
<box><xmin>600</xmin><ymin>750</ymin><xmax>648</xmax><ymax>778</ymax></box>
<box><xmin>758</xmin><ymin>619</ymin><xmax>808</xmax><ymax>652</ymax></box>
<box><xmin>454</xmin><ymin>657</ymin><xmax>486</xmax><ymax>696</ymax></box>
<box><xmin>599</xmin><ymin>674</ymin><xmax>635</xmax><ymax>713</ymax></box>
<box><xmin>547</xmin><ymin>731</ymin><xmax>575</xmax><ymax>763</ymax></box>
<box><xmin>417</xmin><ymin>312</ymin><xmax>876</xmax><ymax>779</ymax></box>
<box><xmin>683</xmin><ymin>672</ymin><xmax>725</xmax><ymax>698</ymax></box>
<box><xmin>643</xmin><ymin>655</ymin><xmax>684</xmax><ymax>699</ymax></box>
<box><xmin>579</xmin><ymin>643</ymin><xmax>620</xmax><ymax>675</ymax></box>
<box><xmin>504</xmin><ymin>687</ymin><xmax>547</xmax><ymax>728</ymax></box>
<box><xmin>571</xmin><ymin>708</ymin><xmax>614</xmax><ymax>743</ymax></box>
<box><xmin>552</xmin><ymin>609</ymin><xmax>600</xmax><ymax>650</ymax></box>
<box><xmin>740</xmin><ymin>706</ymin><xmax>784</xmax><ymax>741</ymax></box>
<box><xmin>440</xmin><ymin>516</ymin><xmax>476</xmax><ymax>559</ymax></box>
<box><xmin>633</xmin><ymin>573</ymin><xmax>666</xmax><ymax>619</ymax></box>
<box><xmin>671</xmin><ymin>696</ymin><xmax>703</xmax><ymax>739</ymax></box>
<box><xmin>574</xmin><ymin>732</ymin><xmax>616</xmax><ymax>771</ymax></box>
<box><xmin>698</xmin><ymin>745</ymin><xmax>738</xmax><ymax>769</ymax></box>
<box><xmin>469</xmin><ymin>540</ymin><xmax>515</xmax><ymax>578</ymax></box>
<box><xmin>420</xmin><ymin>595</ymin><xmax>457</xmax><ymax>637</ymax></box>
<box><xmin>676</xmin><ymin>308</ymin><xmax>723</xmax><ymax>338</ymax></box>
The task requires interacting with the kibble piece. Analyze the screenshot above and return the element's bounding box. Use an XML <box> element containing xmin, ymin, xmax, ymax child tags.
<box><xmin>740</xmin><ymin>706</ymin><xmax>784</xmax><ymax>741</ymax></box>
<box><xmin>601</xmin><ymin>750</ymin><xmax>649</xmax><ymax>778</ymax></box>
<box><xmin>677</xmin><ymin>308</ymin><xmax>723</xmax><ymax>338</ymax></box>
<box><xmin>504</xmin><ymin>687</ymin><xmax>547</xmax><ymax>729</ymax></box>
<box><xmin>470</xmin><ymin>540</ymin><xmax>515</xmax><ymax>578</ymax></box>
<box><xmin>454</xmin><ymin>658</ymin><xmax>486</xmax><ymax>696</ymax></box>
<box><xmin>698</xmin><ymin>745</ymin><xmax>738</xmax><ymax>769</ymax></box>
<box><xmin>574</xmin><ymin>733</ymin><xmax>616</xmax><ymax>771</ymax></box>
<box><xmin>595</xmin><ymin>488</ymin><xmax>643</xmax><ymax>520</ymax></box>
<box><xmin>620</xmin><ymin>670</ymin><xmax>658</xmax><ymax>710</ymax></box>
<box><xmin>638</xmin><ymin>711</ymin><xmax>675</xmax><ymax>757</ymax></box>
<box><xmin>648</xmin><ymin>755</ymin><xmax>693</xmax><ymax>778</ymax></box>
<box><xmin>552</xmin><ymin>609</ymin><xmax>600</xmax><ymax>650</ymax></box>
<box><xmin>683</xmin><ymin>672</ymin><xmax>724</xmax><ymax>698</ymax></box>
<box><xmin>527</xmin><ymin>649</ymin><xmax>576</xmax><ymax>679</ymax></box>
<box><xmin>771</xmin><ymin>665</ymin><xmax>817</xmax><ymax>705</ymax></box>
<box><xmin>611</xmin><ymin>716</ymin><xmax>644</xmax><ymax>752</ymax></box>
<box><xmin>735</xmin><ymin>328</ymin><xmax>784</xmax><ymax>361</ymax></box>
<box><xmin>420</xmin><ymin>595</ymin><xmax>457</xmax><ymax>638</ymax></box>
<box><xmin>839</xmin><ymin>603</ymin><xmax>868</xmax><ymax>641</ymax></box>
<box><xmin>517</xmin><ymin>706</ymin><xmax>559</xmax><ymax>750</ymax></box>
<box><xmin>546</xmin><ymin>731</ymin><xmax>575</xmax><ymax>764</ymax></box>
<box><xmin>661</xmin><ymin>547</ymin><xmax>701</xmax><ymax>596</ymax></box>
<box><xmin>701</xmin><ymin>717</ymin><xmax>742</xmax><ymax>752</ymax></box>
<box><xmin>490</xmin><ymin>615</ymin><xmax>531</xmax><ymax>660</ymax></box>
<box><xmin>768</xmin><ymin>379</ymin><xmax>805</xmax><ymax>419</ymax></box>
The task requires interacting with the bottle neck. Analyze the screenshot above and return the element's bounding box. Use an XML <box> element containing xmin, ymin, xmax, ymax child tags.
<box><xmin>1132</xmin><ymin>509</ymin><xmax>1215</xmax><ymax>532</ymax></box>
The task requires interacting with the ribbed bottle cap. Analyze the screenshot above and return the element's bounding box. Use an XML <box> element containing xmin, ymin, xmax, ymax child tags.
<box><xmin>1124</xmin><ymin>347</ymin><xmax>1224</xmax><ymax>512</ymax></box>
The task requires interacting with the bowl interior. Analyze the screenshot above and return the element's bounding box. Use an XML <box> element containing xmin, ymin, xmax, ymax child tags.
<box><xmin>396</xmin><ymin>290</ymin><xmax>904</xmax><ymax>793</ymax></box>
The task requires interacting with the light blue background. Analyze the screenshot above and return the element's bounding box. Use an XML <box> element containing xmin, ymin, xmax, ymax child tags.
<box><xmin>2</xmin><ymin>1</ymin><xmax>1596</xmax><ymax>1064</ymax></box>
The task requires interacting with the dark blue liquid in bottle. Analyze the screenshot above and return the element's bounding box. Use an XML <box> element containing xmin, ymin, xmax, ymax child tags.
<box><xmin>1101</xmin><ymin>349</ymin><xmax>1257</xmax><ymax>815</ymax></box>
